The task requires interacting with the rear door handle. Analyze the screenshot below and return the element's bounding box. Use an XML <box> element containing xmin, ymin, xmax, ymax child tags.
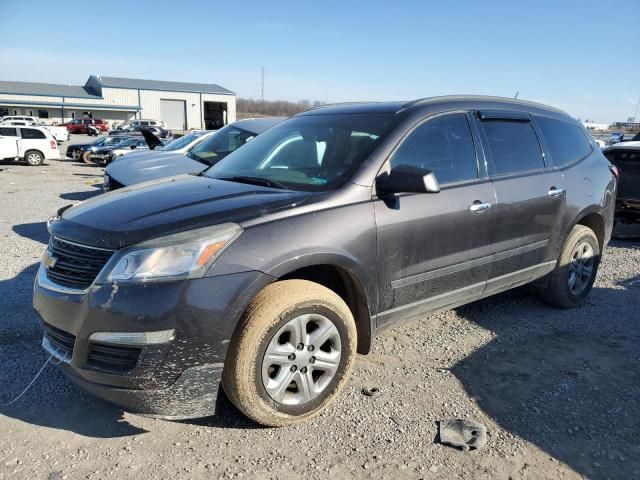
<box><xmin>548</xmin><ymin>187</ymin><xmax>564</xmax><ymax>197</ymax></box>
<box><xmin>469</xmin><ymin>201</ymin><xmax>492</xmax><ymax>213</ymax></box>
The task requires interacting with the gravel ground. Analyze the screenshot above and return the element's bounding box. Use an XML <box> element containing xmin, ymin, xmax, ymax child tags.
<box><xmin>1</xmin><ymin>137</ymin><xmax>639</xmax><ymax>479</ymax></box>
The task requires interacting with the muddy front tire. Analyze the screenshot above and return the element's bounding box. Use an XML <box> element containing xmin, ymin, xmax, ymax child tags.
<box><xmin>222</xmin><ymin>280</ymin><xmax>357</xmax><ymax>427</ymax></box>
<box><xmin>541</xmin><ymin>225</ymin><xmax>600</xmax><ymax>309</ymax></box>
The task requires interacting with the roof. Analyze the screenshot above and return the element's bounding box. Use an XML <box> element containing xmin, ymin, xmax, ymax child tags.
<box><xmin>302</xmin><ymin>95</ymin><xmax>570</xmax><ymax>119</ymax></box>
<box><xmin>0</xmin><ymin>80</ymin><xmax>100</xmax><ymax>99</ymax></box>
<box><xmin>99</xmin><ymin>76</ymin><xmax>235</xmax><ymax>95</ymax></box>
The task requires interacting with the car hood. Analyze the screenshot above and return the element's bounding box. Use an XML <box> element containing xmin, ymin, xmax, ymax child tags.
<box><xmin>106</xmin><ymin>153</ymin><xmax>208</xmax><ymax>186</ymax></box>
<box><xmin>50</xmin><ymin>175</ymin><xmax>311</xmax><ymax>249</ymax></box>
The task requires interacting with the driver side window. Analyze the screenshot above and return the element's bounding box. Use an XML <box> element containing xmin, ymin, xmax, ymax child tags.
<box><xmin>390</xmin><ymin>113</ymin><xmax>479</xmax><ymax>184</ymax></box>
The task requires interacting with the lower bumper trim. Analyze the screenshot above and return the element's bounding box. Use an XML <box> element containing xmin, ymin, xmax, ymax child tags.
<box><xmin>59</xmin><ymin>362</ymin><xmax>224</xmax><ymax>419</ymax></box>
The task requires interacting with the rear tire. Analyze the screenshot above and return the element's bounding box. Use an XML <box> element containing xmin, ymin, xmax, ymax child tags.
<box><xmin>24</xmin><ymin>150</ymin><xmax>43</xmax><ymax>166</ymax></box>
<box><xmin>541</xmin><ymin>225</ymin><xmax>600</xmax><ymax>308</ymax></box>
<box><xmin>222</xmin><ymin>280</ymin><xmax>357</xmax><ymax>427</ymax></box>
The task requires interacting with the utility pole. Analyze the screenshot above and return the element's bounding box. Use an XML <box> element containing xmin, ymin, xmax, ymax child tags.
<box><xmin>514</xmin><ymin>90</ymin><xmax>519</xmax><ymax>99</ymax></box>
<box><xmin>261</xmin><ymin>66</ymin><xmax>264</xmax><ymax>103</ymax></box>
<box><xmin>633</xmin><ymin>94</ymin><xmax>640</xmax><ymax>122</ymax></box>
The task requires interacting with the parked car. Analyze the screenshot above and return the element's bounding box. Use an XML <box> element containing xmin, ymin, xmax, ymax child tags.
<box><xmin>104</xmin><ymin>118</ymin><xmax>282</xmax><ymax>191</ymax></box>
<box><xmin>109</xmin><ymin>125</ymin><xmax>173</xmax><ymax>140</ymax></box>
<box><xmin>66</xmin><ymin>136</ymin><xmax>130</xmax><ymax>160</ymax></box>
<box><xmin>115</xmin><ymin>119</ymin><xmax>167</xmax><ymax>129</ymax></box>
<box><xmin>608</xmin><ymin>132</ymin><xmax>625</xmax><ymax>145</ymax></box>
<box><xmin>603</xmin><ymin>143</ymin><xmax>640</xmax><ymax>225</ymax></box>
<box><xmin>61</xmin><ymin>118</ymin><xmax>109</xmax><ymax>134</ymax></box>
<box><xmin>0</xmin><ymin>120</ymin><xmax>69</xmax><ymax>143</ymax></box>
<box><xmin>0</xmin><ymin>115</ymin><xmax>40</xmax><ymax>124</ymax></box>
<box><xmin>35</xmin><ymin>97</ymin><xmax>616</xmax><ymax>426</ymax></box>
<box><xmin>84</xmin><ymin>137</ymin><xmax>148</xmax><ymax>165</ymax></box>
<box><xmin>0</xmin><ymin>125</ymin><xmax>58</xmax><ymax>165</ymax></box>
<box><xmin>108</xmin><ymin>130</ymin><xmax>215</xmax><ymax>163</ymax></box>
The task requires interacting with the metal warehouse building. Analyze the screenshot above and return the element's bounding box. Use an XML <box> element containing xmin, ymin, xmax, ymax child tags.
<box><xmin>0</xmin><ymin>75</ymin><xmax>236</xmax><ymax>130</ymax></box>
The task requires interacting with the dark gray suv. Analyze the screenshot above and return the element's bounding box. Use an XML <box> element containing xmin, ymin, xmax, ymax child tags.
<box><xmin>34</xmin><ymin>96</ymin><xmax>616</xmax><ymax>426</ymax></box>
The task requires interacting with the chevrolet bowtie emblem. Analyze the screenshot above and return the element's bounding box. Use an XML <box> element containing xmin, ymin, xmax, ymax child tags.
<box><xmin>43</xmin><ymin>252</ymin><xmax>58</xmax><ymax>270</ymax></box>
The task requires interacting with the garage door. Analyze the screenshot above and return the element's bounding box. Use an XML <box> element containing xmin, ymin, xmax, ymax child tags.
<box><xmin>160</xmin><ymin>99</ymin><xmax>186</xmax><ymax>130</ymax></box>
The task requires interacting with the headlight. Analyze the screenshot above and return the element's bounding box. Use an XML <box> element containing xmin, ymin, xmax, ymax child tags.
<box><xmin>101</xmin><ymin>223</ymin><xmax>242</xmax><ymax>283</ymax></box>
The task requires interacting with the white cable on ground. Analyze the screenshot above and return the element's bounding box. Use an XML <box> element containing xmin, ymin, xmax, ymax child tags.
<box><xmin>0</xmin><ymin>351</ymin><xmax>56</xmax><ymax>406</ymax></box>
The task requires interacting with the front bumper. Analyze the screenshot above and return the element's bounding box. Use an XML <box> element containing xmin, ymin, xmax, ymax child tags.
<box><xmin>33</xmin><ymin>265</ymin><xmax>274</xmax><ymax>418</ymax></box>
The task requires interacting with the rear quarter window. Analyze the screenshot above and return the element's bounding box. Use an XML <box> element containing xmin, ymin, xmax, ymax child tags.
<box><xmin>21</xmin><ymin>128</ymin><xmax>46</xmax><ymax>139</ymax></box>
<box><xmin>481</xmin><ymin>119</ymin><xmax>544</xmax><ymax>175</ymax></box>
<box><xmin>535</xmin><ymin>116</ymin><xmax>592</xmax><ymax>166</ymax></box>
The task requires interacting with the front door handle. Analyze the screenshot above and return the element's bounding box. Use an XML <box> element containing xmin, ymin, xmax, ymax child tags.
<box><xmin>548</xmin><ymin>187</ymin><xmax>564</xmax><ymax>197</ymax></box>
<box><xmin>469</xmin><ymin>201</ymin><xmax>492</xmax><ymax>213</ymax></box>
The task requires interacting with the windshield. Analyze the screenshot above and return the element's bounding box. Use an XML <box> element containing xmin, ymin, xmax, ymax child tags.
<box><xmin>161</xmin><ymin>132</ymin><xmax>203</xmax><ymax>151</ymax></box>
<box><xmin>103</xmin><ymin>136</ymin><xmax>125</xmax><ymax>146</ymax></box>
<box><xmin>115</xmin><ymin>137</ymin><xmax>139</xmax><ymax>148</ymax></box>
<box><xmin>205</xmin><ymin>114</ymin><xmax>399</xmax><ymax>191</ymax></box>
<box><xmin>188</xmin><ymin>125</ymin><xmax>257</xmax><ymax>165</ymax></box>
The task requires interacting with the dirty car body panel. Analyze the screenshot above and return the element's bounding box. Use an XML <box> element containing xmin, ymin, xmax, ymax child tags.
<box><xmin>33</xmin><ymin>96</ymin><xmax>616</xmax><ymax>418</ymax></box>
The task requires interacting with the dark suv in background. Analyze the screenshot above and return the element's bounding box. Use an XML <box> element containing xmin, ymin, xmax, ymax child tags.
<box><xmin>34</xmin><ymin>96</ymin><xmax>616</xmax><ymax>426</ymax></box>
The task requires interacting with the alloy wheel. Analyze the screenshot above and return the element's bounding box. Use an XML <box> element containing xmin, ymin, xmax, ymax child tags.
<box><xmin>26</xmin><ymin>153</ymin><xmax>42</xmax><ymax>165</ymax></box>
<box><xmin>261</xmin><ymin>313</ymin><xmax>341</xmax><ymax>405</ymax></box>
<box><xmin>568</xmin><ymin>241</ymin><xmax>595</xmax><ymax>295</ymax></box>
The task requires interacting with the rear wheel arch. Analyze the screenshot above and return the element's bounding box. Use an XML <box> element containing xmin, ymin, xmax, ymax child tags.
<box><xmin>574</xmin><ymin>211</ymin><xmax>605</xmax><ymax>251</ymax></box>
<box><xmin>24</xmin><ymin>149</ymin><xmax>44</xmax><ymax>166</ymax></box>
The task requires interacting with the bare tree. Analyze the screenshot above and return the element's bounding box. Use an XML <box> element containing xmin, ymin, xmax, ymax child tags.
<box><xmin>237</xmin><ymin>98</ymin><xmax>324</xmax><ymax>119</ymax></box>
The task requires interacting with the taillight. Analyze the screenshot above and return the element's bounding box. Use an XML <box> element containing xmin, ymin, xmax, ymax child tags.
<box><xmin>609</xmin><ymin>165</ymin><xmax>619</xmax><ymax>180</ymax></box>
<box><xmin>50</xmin><ymin>140</ymin><xmax>57</xmax><ymax>149</ymax></box>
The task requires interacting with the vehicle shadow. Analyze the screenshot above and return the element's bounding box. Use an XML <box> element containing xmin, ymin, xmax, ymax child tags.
<box><xmin>59</xmin><ymin>189</ymin><xmax>102</xmax><ymax>201</ymax></box>
<box><xmin>0</xmin><ymin>263</ymin><xmax>255</xmax><ymax>437</ymax></box>
<box><xmin>451</xmin><ymin>264</ymin><xmax>640</xmax><ymax>479</ymax></box>
<box><xmin>12</xmin><ymin>222</ymin><xmax>49</xmax><ymax>244</ymax></box>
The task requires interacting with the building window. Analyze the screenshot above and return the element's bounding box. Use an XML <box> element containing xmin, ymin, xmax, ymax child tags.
<box><xmin>71</xmin><ymin>112</ymin><xmax>75</xmax><ymax>120</ymax></box>
<box><xmin>37</xmin><ymin>110</ymin><xmax>49</xmax><ymax>119</ymax></box>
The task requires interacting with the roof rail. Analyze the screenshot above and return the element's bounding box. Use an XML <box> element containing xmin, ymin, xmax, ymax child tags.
<box><xmin>307</xmin><ymin>101</ymin><xmax>381</xmax><ymax>111</ymax></box>
<box><xmin>400</xmin><ymin>95</ymin><xmax>567</xmax><ymax>115</ymax></box>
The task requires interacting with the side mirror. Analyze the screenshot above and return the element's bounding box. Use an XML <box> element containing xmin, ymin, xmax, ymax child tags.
<box><xmin>377</xmin><ymin>164</ymin><xmax>440</xmax><ymax>194</ymax></box>
<box><xmin>130</xmin><ymin>145</ymin><xmax>137</xmax><ymax>149</ymax></box>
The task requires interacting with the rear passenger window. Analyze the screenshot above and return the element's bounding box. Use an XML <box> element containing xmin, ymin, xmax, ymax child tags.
<box><xmin>21</xmin><ymin>128</ymin><xmax>46</xmax><ymax>139</ymax></box>
<box><xmin>0</xmin><ymin>127</ymin><xmax>18</xmax><ymax>137</ymax></box>
<box><xmin>535</xmin><ymin>116</ymin><xmax>592</xmax><ymax>166</ymax></box>
<box><xmin>482</xmin><ymin>120</ymin><xmax>544</xmax><ymax>175</ymax></box>
<box><xmin>390</xmin><ymin>113</ymin><xmax>478</xmax><ymax>184</ymax></box>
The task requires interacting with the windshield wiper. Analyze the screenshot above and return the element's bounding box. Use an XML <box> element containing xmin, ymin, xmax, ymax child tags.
<box><xmin>218</xmin><ymin>176</ymin><xmax>288</xmax><ymax>190</ymax></box>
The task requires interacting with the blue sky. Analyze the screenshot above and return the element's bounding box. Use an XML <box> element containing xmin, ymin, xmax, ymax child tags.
<box><xmin>1</xmin><ymin>0</ymin><xmax>638</xmax><ymax>122</ymax></box>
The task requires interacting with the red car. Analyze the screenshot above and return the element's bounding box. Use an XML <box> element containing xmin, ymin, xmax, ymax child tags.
<box><xmin>62</xmin><ymin>118</ymin><xmax>109</xmax><ymax>134</ymax></box>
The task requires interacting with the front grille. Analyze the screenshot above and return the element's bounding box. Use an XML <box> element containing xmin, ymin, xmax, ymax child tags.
<box><xmin>46</xmin><ymin>237</ymin><xmax>113</xmax><ymax>290</ymax></box>
<box><xmin>86</xmin><ymin>342</ymin><xmax>141</xmax><ymax>373</ymax></box>
<box><xmin>43</xmin><ymin>322</ymin><xmax>76</xmax><ymax>358</ymax></box>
